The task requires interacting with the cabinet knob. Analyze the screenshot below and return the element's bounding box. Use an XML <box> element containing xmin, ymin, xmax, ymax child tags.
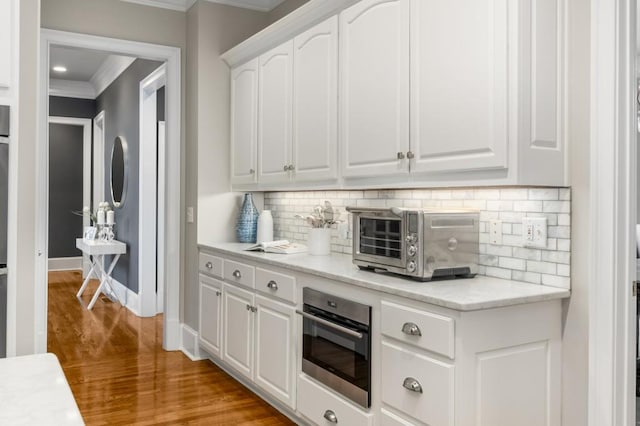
<box><xmin>246</xmin><ymin>304</ymin><xmax>251</xmax><ymax>311</ymax></box>
<box><xmin>283</xmin><ymin>164</ymin><xmax>289</xmax><ymax>171</ymax></box>
<box><xmin>401</xmin><ymin>322</ymin><xmax>422</xmax><ymax>336</ymax></box>
<box><xmin>289</xmin><ymin>164</ymin><xmax>295</xmax><ymax>171</ymax></box>
<box><xmin>403</xmin><ymin>377</ymin><xmax>423</xmax><ymax>393</ymax></box>
<box><xmin>249</xmin><ymin>168</ymin><xmax>255</xmax><ymax>174</ymax></box>
<box><xmin>323</xmin><ymin>410</ymin><xmax>338</xmax><ymax>423</ymax></box>
<box><xmin>406</xmin><ymin>151</ymin><xmax>415</xmax><ymax>159</ymax></box>
<box><xmin>397</xmin><ymin>152</ymin><xmax>405</xmax><ymax>160</ymax></box>
<box><xmin>267</xmin><ymin>280</ymin><xmax>278</xmax><ymax>291</ymax></box>
<box><xmin>233</xmin><ymin>270</ymin><xmax>242</xmax><ymax>279</ymax></box>
<box><xmin>251</xmin><ymin>306</ymin><xmax>257</xmax><ymax>313</ymax></box>
<box><xmin>205</xmin><ymin>261</ymin><xmax>213</xmax><ymax>270</ymax></box>
<box><xmin>215</xmin><ymin>290</ymin><xmax>221</xmax><ymax>296</ymax></box>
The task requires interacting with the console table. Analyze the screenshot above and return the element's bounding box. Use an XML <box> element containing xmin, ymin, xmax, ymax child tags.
<box><xmin>76</xmin><ymin>238</ymin><xmax>127</xmax><ymax>310</ymax></box>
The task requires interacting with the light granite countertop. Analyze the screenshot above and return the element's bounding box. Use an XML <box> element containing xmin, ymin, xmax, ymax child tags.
<box><xmin>199</xmin><ymin>242</ymin><xmax>570</xmax><ymax>311</ymax></box>
<box><xmin>0</xmin><ymin>353</ymin><xmax>84</xmax><ymax>425</ymax></box>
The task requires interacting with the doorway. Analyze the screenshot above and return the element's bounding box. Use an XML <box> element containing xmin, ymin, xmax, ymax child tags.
<box><xmin>36</xmin><ymin>29</ymin><xmax>182</xmax><ymax>353</ymax></box>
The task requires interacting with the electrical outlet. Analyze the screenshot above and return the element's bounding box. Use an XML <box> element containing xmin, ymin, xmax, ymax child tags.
<box><xmin>490</xmin><ymin>220</ymin><xmax>502</xmax><ymax>245</ymax></box>
<box><xmin>186</xmin><ymin>206</ymin><xmax>194</xmax><ymax>223</ymax></box>
<box><xmin>522</xmin><ymin>217</ymin><xmax>547</xmax><ymax>248</ymax></box>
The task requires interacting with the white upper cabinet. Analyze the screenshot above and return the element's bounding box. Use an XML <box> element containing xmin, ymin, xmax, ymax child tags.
<box><xmin>0</xmin><ymin>0</ymin><xmax>13</xmax><ymax>89</ymax></box>
<box><xmin>258</xmin><ymin>41</ymin><xmax>293</xmax><ymax>184</ymax></box>
<box><xmin>230</xmin><ymin>59</ymin><xmax>259</xmax><ymax>185</ymax></box>
<box><xmin>339</xmin><ymin>0</ymin><xmax>410</xmax><ymax>178</ymax></box>
<box><xmin>409</xmin><ymin>0</ymin><xmax>509</xmax><ymax>175</ymax></box>
<box><xmin>292</xmin><ymin>16</ymin><xmax>339</xmax><ymax>182</ymax></box>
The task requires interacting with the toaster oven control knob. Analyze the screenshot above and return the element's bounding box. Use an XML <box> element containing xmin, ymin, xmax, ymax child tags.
<box><xmin>407</xmin><ymin>245</ymin><xmax>417</xmax><ymax>257</ymax></box>
<box><xmin>407</xmin><ymin>260</ymin><xmax>417</xmax><ymax>273</ymax></box>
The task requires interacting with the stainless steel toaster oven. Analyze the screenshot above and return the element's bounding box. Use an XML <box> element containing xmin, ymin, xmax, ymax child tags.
<box><xmin>346</xmin><ymin>207</ymin><xmax>479</xmax><ymax>281</ymax></box>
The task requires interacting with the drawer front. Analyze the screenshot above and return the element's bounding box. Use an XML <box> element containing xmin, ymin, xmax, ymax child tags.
<box><xmin>380</xmin><ymin>409</ymin><xmax>419</xmax><ymax>426</ymax></box>
<box><xmin>381</xmin><ymin>300</ymin><xmax>454</xmax><ymax>359</ymax></box>
<box><xmin>255</xmin><ymin>267</ymin><xmax>296</xmax><ymax>304</ymax></box>
<box><xmin>199</xmin><ymin>252</ymin><xmax>223</xmax><ymax>278</ymax></box>
<box><xmin>298</xmin><ymin>374</ymin><xmax>374</xmax><ymax>426</ymax></box>
<box><xmin>381</xmin><ymin>341</ymin><xmax>454</xmax><ymax>426</ymax></box>
<box><xmin>223</xmin><ymin>259</ymin><xmax>255</xmax><ymax>289</ymax></box>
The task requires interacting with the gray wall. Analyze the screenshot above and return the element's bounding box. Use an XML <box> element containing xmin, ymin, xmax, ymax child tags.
<box><xmin>96</xmin><ymin>59</ymin><xmax>162</xmax><ymax>293</ymax></box>
<box><xmin>49</xmin><ymin>96</ymin><xmax>96</xmax><ymax>119</ymax></box>
<box><xmin>268</xmin><ymin>0</ymin><xmax>309</xmax><ymax>23</ymax></box>
<box><xmin>48</xmin><ymin>123</ymin><xmax>84</xmax><ymax>258</ymax></box>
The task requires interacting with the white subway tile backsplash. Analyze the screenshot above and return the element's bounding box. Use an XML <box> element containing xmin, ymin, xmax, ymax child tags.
<box><xmin>263</xmin><ymin>187</ymin><xmax>571</xmax><ymax>289</ymax></box>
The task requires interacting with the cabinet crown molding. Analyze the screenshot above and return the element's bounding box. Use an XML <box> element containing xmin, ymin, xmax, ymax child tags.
<box><xmin>221</xmin><ymin>0</ymin><xmax>360</xmax><ymax>68</ymax></box>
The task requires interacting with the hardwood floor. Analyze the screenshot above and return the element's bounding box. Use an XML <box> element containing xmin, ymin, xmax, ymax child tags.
<box><xmin>47</xmin><ymin>270</ymin><xmax>295</xmax><ymax>426</ymax></box>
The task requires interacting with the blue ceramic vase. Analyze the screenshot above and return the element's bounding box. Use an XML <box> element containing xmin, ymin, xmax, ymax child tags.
<box><xmin>236</xmin><ymin>193</ymin><xmax>259</xmax><ymax>243</ymax></box>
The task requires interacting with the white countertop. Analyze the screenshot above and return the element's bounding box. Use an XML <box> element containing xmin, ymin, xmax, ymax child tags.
<box><xmin>199</xmin><ymin>242</ymin><xmax>570</xmax><ymax>311</ymax></box>
<box><xmin>0</xmin><ymin>353</ymin><xmax>84</xmax><ymax>425</ymax></box>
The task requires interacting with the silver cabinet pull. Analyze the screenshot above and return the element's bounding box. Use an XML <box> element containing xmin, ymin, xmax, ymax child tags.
<box><xmin>249</xmin><ymin>168</ymin><xmax>255</xmax><ymax>174</ymax></box>
<box><xmin>246</xmin><ymin>304</ymin><xmax>251</xmax><ymax>311</ymax></box>
<box><xmin>251</xmin><ymin>306</ymin><xmax>257</xmax><ymax>313</ymax></box>
<box><xmin>267</xmin><ymin>280</ymin><xmax>278</xmax><ymax>291</ymax></box>
<box><xmin>323</xmin><ymin>410</ymin><xmax>338</xmax><ymax>423</ymax></box>
<box><xmin>205</xmin><ymin>261</ymin><xmax>213</xmax><ymax>270</ymax></box>
<box><xmin>401</xmin><ymin>322</ymin><xmax>422</xmax><ymax>336</ymax></box>
<box><xmin>232</xmin><ymin>270</ymin><xmax>242</xmax><ymax>279</ymax></box>
<box><xmin>296</xmin><ymin>310</ymin><xmax>363</xmax><ymax>339</ymax></box>
<box><xmin>215</xmin><ymin>290</ymin><xmax>221</xmax><ymax>296</ymax></box>
<box><xmin>406</xmin><ymin>151</ymin><xmax>415</xmax><ymax>159</ymax></box>
<box><xmin>283</xmin><ymin>164</ymin><xmax>289</xmax><ymax>171</ymax></box>
<box><xmin>397</xmin><ymin>152</ymin><xmax>405</xmax><ymax>160</ymax></box>
<box><xmin>403</xmin><ymin>377</ymin><xmax>423</xmax><ymax>393</ymax></box>
<box><xmin>288</xmin><ymin>164</ymin><xmax>295</xmax><ymax>171</ymax></box>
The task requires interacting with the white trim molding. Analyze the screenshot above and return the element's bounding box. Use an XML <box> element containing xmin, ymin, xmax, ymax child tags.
<box><xmin>38</xmin><ymin>29</ymin><xmax>182</xmax><ymax>353</ymax></box>
<box><xmin>180</xmin><ymin>324</ymin><xmax>206</xmax><ymax>361</ymax></box>
<box><xmin>121</xmin><ymin>0</ymin><xmax>284</xmax><ymax>12</ymax></box>
<box><xmin>47</xmin><ymin>257</ymin><xmax>82</xmax><ymax>271</ymax></box>
<box><xmin>588</xmin><ymin>0</ymin><xmax>636</xmax><ymax>424</ymax></box>
<box><xmin>90</xmin><ymin>55</ymin><xmax>136</xmax><ymax>97</ymax></box>
<box><xmin>109</xmin><ymin>276</ymin><xmax>142</xmax><ymax>316</ymax></box>
<box><xmin>49</xmin><ymin>79</ymin><xmax>96</xmax><ymax>99</ymax></box>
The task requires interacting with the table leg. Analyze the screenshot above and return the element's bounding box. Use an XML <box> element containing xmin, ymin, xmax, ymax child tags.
<box><xmin>87</xmin><ymin>254</ymin><xmax>122</xmax><ymax>310</ymax></box>
<box><xmin>76</xmin><ymin>259</ymin><xmax>97</xmax><ymax>298</ymax></box>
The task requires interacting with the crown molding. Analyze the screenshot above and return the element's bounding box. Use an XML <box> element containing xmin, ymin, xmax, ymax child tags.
<box><xmin>221</xmin><ymin>0</ymin><xmax>360</xmax><ymax>68</ymax></box>
<box><xmin>90</xmin><ymin>55</ymin><xmax>136</xmax><ymax>97</ymax></box>
<box><xmin>120</xmin><ymin>0</ymin><xmax>196</xmax><ymax>12</ymax></box>
<box><xmin>204</xmin><ymin>0</ymin><xmax>284</xmax><ymax>12</ymax></box>
<box><xmin>120</xmin><ymin>0</ymin><xmax>284</xmax><ymax>12</ymax></box>
<box><xmin>49</xmin><ymin>79</ymin><xmax>96</xmax><ymax>99</ymax></box>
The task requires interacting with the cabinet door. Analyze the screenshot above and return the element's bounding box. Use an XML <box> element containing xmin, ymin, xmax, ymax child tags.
<box><xmin>199</xmin><ymin>275</ymin><xmax>223</xmax><ymax>358</ymax></box>
<box><xmin>230</xmin><ymin>59</ymin><xmax>259</xmax><ymax>185</ymax></box>
<box><xmin>258</xmin><ymin>41</ymin><xmax>293</xmax><ymax>184</ymax></box>
<box><xmin>0</xmin><ymin>0</ymin><xmax>13</xmax><ymax>89</ymax></box>
<box><xmin>254</xmin><ymin>295</ymin><xmax>296</xmax><ymax>409</ymax></box>
<box><xmin>223</xmin><ymin>283</ymin><xmax>254</xmax><ymax>380</ymax></box>
<box><xmin>292</xmin><ymin>16</ymin><xmax>338</xmax><ymax>182</ymax></box>
<box><xmin>340</xmin><ymin>0</ymin><xmax>410</xmax><ymax>178</ymax></box>
<box><xmin>410</xmin><ymin>0</ymin><xmax>509</xmax><ymax>174</ymax></box>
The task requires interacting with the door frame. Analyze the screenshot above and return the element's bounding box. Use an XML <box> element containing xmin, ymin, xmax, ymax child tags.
<box><xmin>93</xmin><ymin>110</ymin><xmax>105</xmax><ymax>213</ymax></box>
<box><xmin>139</xmin><ymin>64</ymin><xmax>165</xmax><ymax>317</ymax></box>
<box><xmin>38</xmin><ymin>29</ymin><xmax>182</xmax><ymax>351</ymax></box>
<box><xmin>589</xmin><ymin>0</ymin><xmax>636</xmax><ymax>424</ymax></box>
<box><xmin>47</xmin><ymin>116</ymin><xmax>92</xmax><ymax>274</ymax></box>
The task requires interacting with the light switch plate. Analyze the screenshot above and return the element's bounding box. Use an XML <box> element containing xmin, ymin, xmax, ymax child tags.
<box><xmin>522</xmin><ymin>217</ymin><xmax>547</xmax><ymax>248</ymax></box>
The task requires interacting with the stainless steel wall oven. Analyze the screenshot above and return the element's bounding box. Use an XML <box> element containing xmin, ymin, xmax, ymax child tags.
<box><xmin>297</xmin><ymin>288</ymin><xmax>371</xmax><ymax>408</ymax></box>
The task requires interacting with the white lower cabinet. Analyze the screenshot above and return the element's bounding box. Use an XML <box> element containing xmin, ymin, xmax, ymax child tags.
<box><xmin>223</xmin><ymin>283</ymin><xmax>254</xmax><ymax>380</ymax></box>
<box><xmin>198</xmin><ymin>275</ymin><xmax>223</xmax><ymax>358</ymax></box>
<box><xmin>254</xmin><ymin>294</ymin><xmax>296</xmax><ymax>409</ymax></box>
<box><xmin>298</xmin><ymin>373</ymin><xmax>374</xmax><ymax>426</ymax></box>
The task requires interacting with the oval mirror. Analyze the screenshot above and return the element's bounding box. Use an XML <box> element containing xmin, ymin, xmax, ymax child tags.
<box><xmin>110</xmin><ymin>136</ymin><xmax>129</xmax><ymax>209</ymax></box>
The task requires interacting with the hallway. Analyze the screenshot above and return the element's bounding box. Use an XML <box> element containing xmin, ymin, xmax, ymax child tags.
<box><xmin>47</xmin><ymin>270</ymin><xmax>293</xmax><ymax>425</ymax></box>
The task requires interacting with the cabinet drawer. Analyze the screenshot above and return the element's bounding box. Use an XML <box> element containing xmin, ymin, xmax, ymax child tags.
<box><xmin>381</xmin><ymin>300</ymin><xmax>454</xmax><ymax>359</ymax></box>
<box><xmin>381</xmin><ymin>341</ymin><xmax>454</xmax><ymax>426</ymax></box>
<box><xmin>223</xmin><ymin>259</ymin><xmax>255</xmax><ymax>289</ymax></box>
<box><xmin>380</xmin><ymin>408</ymin><xmax>418</xmax><ymax>426</ymax></box>
<box><xmin>199</xmin><ymin>252</ymin><xmax>223</xmax><ymax>278</ymax></box>
<box><xmin>298</xmin><ymin>374</ymin><xmax>374</xmax><ymax>426</ymax></box>
<box><xmin>255</xmin><ymin>267</ymin><xmax>296</xmax><ymax>304</ymax></box>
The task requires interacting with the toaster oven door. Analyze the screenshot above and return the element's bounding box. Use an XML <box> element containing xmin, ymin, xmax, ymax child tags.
<box><xmin>353</xmin><ymin>213</ymin><xmax>405</xmax><ymax>268</ymax></box>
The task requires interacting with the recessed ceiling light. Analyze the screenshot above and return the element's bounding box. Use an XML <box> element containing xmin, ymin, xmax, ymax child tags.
<box><xmin>52</xmin><ymin>65</ymin><xmax>67</xmax><ymax>73</ymax></box>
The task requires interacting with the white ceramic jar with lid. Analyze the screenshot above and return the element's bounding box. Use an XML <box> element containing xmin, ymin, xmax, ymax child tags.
<box><xmin>256</xmin><ymin>210</ymin><xmax>274</xmax><ymax>243</ymax></box>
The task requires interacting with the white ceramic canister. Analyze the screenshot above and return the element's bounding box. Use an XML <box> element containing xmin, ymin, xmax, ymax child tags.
<box><xmin>308</xmin><ymin>227</ymin><xmax>331</xmax><ymax>255</ymax></box>
<box><xmin>256</xmin><ymin>210</ymin><xmax>274</xmax><ymax>243</ymax></box>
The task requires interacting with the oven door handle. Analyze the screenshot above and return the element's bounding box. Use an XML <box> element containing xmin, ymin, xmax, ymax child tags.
<box><xmin>295</xmin><ymin>310</ymin><xmax>364</xmax><ymax>339</ymax></box>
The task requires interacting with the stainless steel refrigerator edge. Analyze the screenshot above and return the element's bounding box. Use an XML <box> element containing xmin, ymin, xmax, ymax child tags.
<box><xmin>0</xmin><ymin>105</ymin><xmax>10</xmax><ymax>358</ymax></box>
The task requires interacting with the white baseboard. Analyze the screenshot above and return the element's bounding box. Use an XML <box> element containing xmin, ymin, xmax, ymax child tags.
<box><xmin>108</xmin><ymin>276</ymin><xmax>141</xmax><ymax>316</ymax></box>
<box><xmin>48</xmin><ymin>257</ymin><xmax>82</xmax><ymax>271</ymax></box>
<box><xmin>180</xmin><ymin>324</ymin><xmax>205</xmax><ymax>361</ymax></box>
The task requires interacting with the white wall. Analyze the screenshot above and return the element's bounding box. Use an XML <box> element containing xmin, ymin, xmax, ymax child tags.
<box><xmin>189</xmin><ymin>1</ymin><xmax>268</xmax><ymax>329</ymax></box>
<box><xmin>562</xmin><ymin>0</ymin><xmax>590</xmax><ymax>423</ymax></box>
<box><xmin>268</xmin><ymin>0</ymin><xmax>309</xmax><ymax>24</ymax></box>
